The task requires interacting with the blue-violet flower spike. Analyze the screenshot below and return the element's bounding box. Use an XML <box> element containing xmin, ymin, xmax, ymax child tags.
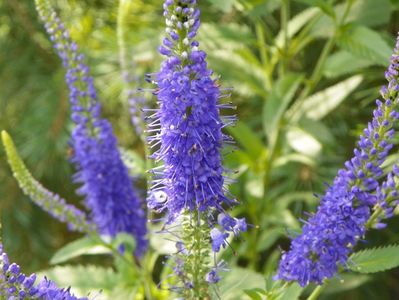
<box><xmin>35</xmin><ymin>0</ymin><xmax>147</xmax><ymax>256</ymax></box>
<box><xmin>276</xmin><ymin>33</ymin><xmax>399</xmax><ymax>287</ymax></box>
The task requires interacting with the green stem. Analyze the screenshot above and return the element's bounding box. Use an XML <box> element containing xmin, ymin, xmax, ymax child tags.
<box><xmin>255</xmin><ymin>21</ymin><xmax>272</xmax><ymax>91</ymax></box>
<box><xmin>280</xmin><ymin>0</ymin><xmax>290</xmax><ymax>76</ymax></box>
<box><xmin>307</xmin><ymin>285</ymin><xmax>325</xmax><ymax>300</ymax></box>
<box><xmin>140</xmin><ymin>253</ymin><xmax>157</xmax><ymax>300</ymax></box>
<box><xmin>366</xmin><ymin>205</ymin><xmax>384</xmax><ymax>229</ymax></box>
<box><xmin>179</xmin><ymin>211</ymin><xmax>211</xmax><ymax>299</ymax></box>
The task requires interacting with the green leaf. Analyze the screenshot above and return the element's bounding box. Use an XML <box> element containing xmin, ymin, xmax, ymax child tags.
<box><xmin>218</xmin><ymin>268</ymin><xmax>264</xmax><ymax>300</ymax></box>
<box><xmin>263</xmin><ymin>73</ymin><xmax>303</xmax><ymax>143</ymax></box>
<box><xmin>324</xmin><ymin>51</ymin><xmax>374</xmax><ymax>78</ymax></box>
<box><xmin>228</xmin><ymin>122</ymin><xmax>265</xmax><ymax>160</ymax></box>
<box><xmin>273</xmin><ymin>153</ymin><xmax>316</xmax><ymax>168</ymax></box>
<box><xmin>207</xmin><ymin>48</ymin><xmax>269</xmax><ymax>97</ymax></box>
<box><xmin>347</xmin><ymin>0</ymin><xmax>392</xmax><ymax>27</ymax></box>
<box><xmin>278</xmin><ymin>282</ymin><xmax>302</xmax><ymax>300</ymax></box>
<box><xmin>1</xmin><ymin>131</ymin><xmax>90</xmax><ymax>232</ymax></box>
<box><xmin>310</xmin><ymin>0</ymin><xmax>393</xmax><ymax>38</ymax></box>
<box><xmin>206</xmin><ymin>0</ymin><xmax>235</xmax><ymax>12</ymax></box>
<box><xmin>292</xmin><ymin>75</ymin><xmax>363</xmax><ymax>121</ymax></box>
<box><xmin>349</xmin><ymin>244</ymin><xmax>399</xmax><ymax>273</ymax></box>
<box><xmin>323</xmin><ymin>274</ymin><xmax>370</xmax><ymax>295</ymax></box>
<box><xmin>199</xmin><ymin>23</ymin><xmax>254</xmax><ymax>51</ymax></box>
<box><xmin>294</xmin><ymin>0</ymin><xmax>335</xmax><ymax>18</ymax></box>
<box><xmin>298</xmin><ymin>118</ymin><xmax>334</xmax><ymax>144</ymax></box>
<box><xmin>244</xmin><ymin>288</ymin><xmax>265</xmax><ymax>300</ymax></box>
<box><xmin>50</xmin><ymin>237</ymin><xmax>110</xmax><ymax>265</ymax></box>
<box><xmin>245</xmin><ymin>173</ymin><xmax>265</xmax><ymax>199</ymax></box>
<box><xmin>337</xmin><ymin>26</ymin><xmax>392</xmax><ymax>66</ymax></box>
<box><xmin>286</xmin><ymin>126</ymin><xmax>322</xmax><ymax>157</ymax></box>
<box><xmin>237</xmin><ymin>0</ymin><xmax>281</xmax><ymax>17</ymax></box>
<box><xmin>38</xmin><ymin>265</ymin><xmax>118</xmax><ymax>297</ymax></box>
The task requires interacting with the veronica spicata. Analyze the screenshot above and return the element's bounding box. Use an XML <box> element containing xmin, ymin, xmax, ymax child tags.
<box><xmin>147</xmin><ymin>0</ymin><xmax>246</xmax><ymax>241</ymax></box>
<box><xmin>276</xmin><ymin>33</ymin><xmax>399</xmax><ymax>287</ymax></box>
<box><xmin>146</xmin><ymin>0</ymin><xmax>246</xmax><ymax>296</ymax></box>
<box><xmin>35</xmin><ymin>0</ymin><xmax>147</xmax><ymax>256</ymax></box>
<box><xmin>0</xmin><ymin>244</ymin><xmax>87</xmax><ymax>299</ymax></box>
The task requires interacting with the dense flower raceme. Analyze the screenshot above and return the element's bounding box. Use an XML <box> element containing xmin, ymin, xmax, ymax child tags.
<box><xmin>276</xmin><ymin>34</ymin><xmax>399</xmax><ymax>287</ymax></box>
<box><xmin>146</xmin><ymin>0</ymin><xmax>247</xmax><ymax>293</ymax></box>
<box><xmin>147</xmin><ymin>0</ymin><xmax>246</xmax><ymax>240</ymax></box>
<box><xmin>0</xmin><ymin>244</ymin><xmax>87</xmax><ymax>299</ymax></box>
<box><xmin>35</xmin><ymin>0</ymin><xmax>147</xmax><ymax>255</ymax></box>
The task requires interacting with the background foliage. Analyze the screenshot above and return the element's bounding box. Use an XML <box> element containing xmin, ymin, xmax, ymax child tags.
<box><xmin>2</xmin><ymin>0</ymin><xmax>399</xmax><ymax>298</ymax></box>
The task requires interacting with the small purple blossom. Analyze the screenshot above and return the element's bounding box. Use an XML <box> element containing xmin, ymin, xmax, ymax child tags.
<box><xmin>210</xmin><ymin>228</ymin><xmax>228</xmax><ymax>252</ymax></box>
<box><xmin>205</xmin><ymin>269</ymin><xmax>220</xmax><ymax>284</ymax></box>
<box><xmin>276</xmin><ymin>33</ymin><xmax>399</xmax><ymax>287</ymax></box>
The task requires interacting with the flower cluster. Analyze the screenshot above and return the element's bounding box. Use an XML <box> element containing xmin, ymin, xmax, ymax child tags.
<box><xmin>148</xmin><ymin>0</ymin><xmax>245</xmax><ymax>238</ymax></box>
<box><xmin>146</xmin><ymin>0</ymin><xmax>247</xmax><ymax>295</ymax></box>
<box><xmin>35</xmin><ymin>0</ymin><xmax>147</xmax><ymax>255</ymax></box>
<box><xmin>0</xmin><ymin>244</ymin><xmax>86</xmax><ymax>299</ymax></box>
<box><xmin>276</xmin><ymin>34</ymin><xmax>399</xmax><ymax>287</ymax></box>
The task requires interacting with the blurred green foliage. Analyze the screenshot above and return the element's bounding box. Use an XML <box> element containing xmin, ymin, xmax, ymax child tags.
<box><xmin>2</xmin><ymin>0</ymin><xmax>399</xmax><ymax>299</ymax></box>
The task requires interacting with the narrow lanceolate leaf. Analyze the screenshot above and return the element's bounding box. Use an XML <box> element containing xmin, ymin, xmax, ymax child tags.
<box><xmin>50</xmin><ymin>236</ymin><xmax>110</xmax><ymax>265</ymax></box>
<box><xmin>38</xmin><ymin>265</ymin><xmax>118</xmax><ymax>297</ymax></box>
<box><xmin>349</xmin><ymin>244</ymin><xmax>399</xmax><ymax>274</ymax></box>
<box><xmin>290</xmin><ymin>75</ymin><xmax>363</xmax><ymax>121</ymax></box>
<box><xmin>1</xmin><ymin>131</ymin><xmax>91</xmax><ymax>232</ymax></box>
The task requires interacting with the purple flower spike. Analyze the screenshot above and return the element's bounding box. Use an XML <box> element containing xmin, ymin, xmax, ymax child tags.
<box><xmin>36</xmin><ymin>0</ymin><xmax>147</xmax><ymax>255</ymax></box>
<box><xmin>147</xmin><ymin>0</ymin><xmax>243</xmax><ymax>236</ymax></box>
<box><xmin>276</xmin><ymin>33</ymin><xmax>399</xmax><ymax>287</ymax></box>
<box><xmin>0</xmin><ymin>244</ymin><xmax>86</xmax><ymax>299</ymax></box>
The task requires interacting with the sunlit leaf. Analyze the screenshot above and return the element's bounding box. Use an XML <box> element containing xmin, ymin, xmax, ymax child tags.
<box><xmin>50</xmin><ymin>237</ymin><xmax>110</xmax><ymax>265</ymax></box>
<box><xmin>292</xmin><ymin>75</ymin><xmax>363</xmax><ymax>120</ymax></box>
<box><xmin>218</xmin><ymin>268</ymin><xmax>264</xmax><ymax>300</ymax></box>
<box><xmin>38</xmin><ymin>265</ymin><xmax>118</xmax><ymax>298</ymax></box>
<box><xmin>286</xmin><ymin>126</ymin><xmax>322</xmax><ymax>157</ymax></box>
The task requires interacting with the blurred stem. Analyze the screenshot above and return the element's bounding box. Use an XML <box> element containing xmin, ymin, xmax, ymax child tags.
<box><xmin>366</xmin><ymin>205</ymin><xmax>384</xmax><ymax>229</ymax></box>
<box><xmin>255</xmin><ymin>21</ymin><xmax>272</xmax><ymax>91</ymax></box>
<box><xmin>307</xmin><ymin>284</ymin><xmax>325</xmax><ymax>300</ymax></box>
<box><xmin>279</xmin><ymin>0</ymin><xmax>290</xmax><ymax>76</ymax></box>
<box><xmin>141</xmin><ymin>252</ymin><xmax>159</xmax><ymax>299</ymax></box>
